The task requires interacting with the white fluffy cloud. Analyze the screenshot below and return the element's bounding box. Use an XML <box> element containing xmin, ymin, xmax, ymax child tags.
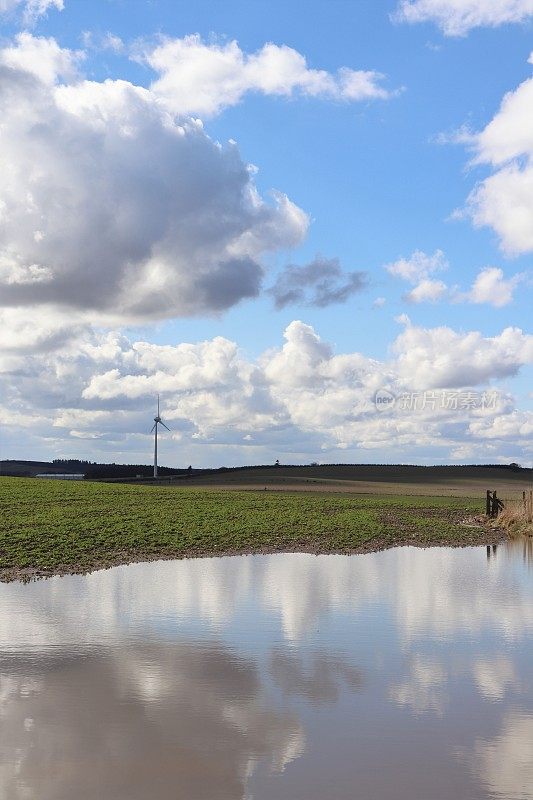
<box><xmin>386</xmin><ymin>250</ymin><xmax>448</xmax><ymax>303</ymax></box>
<box><xmin>386</xmin><ymin>249</ymin><xmax>448</xmax><ymax>283</ymax></box>
<box><xmin>393</xmin><ymin>0</ymin><xmax>533</xmax><ymax>36</ymax></box>
<box><xmin>465</xmin><ymin>54</ymin><xmax>533</xmax><ymax>256</ymax></box>
<box><xmin>387</xmin><ymin>250</ymin><xmax>524</xmax><ymax>307</ymax></box>
<box><xmin>2</xmin><ymin>319</ymin><xmax>533</xmax><ymax>464</ymax></box>
<box><xmin>144</xmin><ymin>35</ymin><xmax>395</xmax><ymax>117</ymax></box>
<box><xmin>393</xmin><ymin>321</ymin><xmax>533</xmax><ymax>387</ymax></box>
<box><xmin>405</xmin><ymin>277</ymin><xmax>448</xmax><ymax>303</ymax></box>
<box><xmin>467</xmin><ymin>267</ymin><xmax>523</xmax><ymax>306</ymax></box>
<box><xmin>0</xmin><ymin>34</ymin><xmax>308</xmax><ymax>322</ymax></box>
<box><xmin>0</xmin><ymin>31</ymin><xmax>82</xmax><ymax>84</ymax></box>
<box><xmin>0</xmin><ymin>31</ymin><xmax>395</xmax><ymax>324</ymax></box>
<box><xmin>468</xmin><ymin>410</ymin><xmax>533</xmax><ymax>439</ymax></box>
<box><xmin>0</xmin><ymin>0</ymin><xmax>62</xmax><ymax>20</ymax></box>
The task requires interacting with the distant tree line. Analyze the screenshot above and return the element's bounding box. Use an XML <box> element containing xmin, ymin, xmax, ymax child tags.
<box><xmin>2</xmin><ymin>459</ymin><xmax>528</xmax><ymax>480</ymax></box>
<box><xmin>51</xmin><ymin>459</ymin><xmax>185</xmax><ymax>479</ymax></box>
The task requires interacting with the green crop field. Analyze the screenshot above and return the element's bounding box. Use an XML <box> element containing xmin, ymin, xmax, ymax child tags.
<box><xmin>0</xmin><ymin>476</ymin><xmax>497</xmax><ymax>581</ymax></box>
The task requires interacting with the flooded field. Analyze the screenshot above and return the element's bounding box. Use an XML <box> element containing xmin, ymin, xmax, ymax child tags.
<box><xmin>1</xmin><ymin>538</ymin><xmax>532</xmax><ymax>800</ymax></box>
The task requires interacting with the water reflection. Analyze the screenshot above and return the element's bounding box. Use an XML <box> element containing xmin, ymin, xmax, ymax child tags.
<box><xmin>388</xmin><ymin>654</ymin><xmax>448</xmax><ymax>715</ymax></box>
<box><xmin>473</xmin><ymin>656</ymin><xmax>519</xmax><ymax>701</ymax></box>
<box><xmin>269</xmin><ymin>648</ymin><xmax>364</xmax><ymax>704</ymax></box>
<box><xmin>0</xmin><ymin>642</ymin><xmax>304</xmax><ymax>800</ymax></box>
<box><xmin>0</xmin><ymin>538</ymin><xmax>532</xmax><ymax>799</ymax></box>
<box><xmin>473</xmin><ymin>713</ymin><xmax>533</xmax><ymax>800</ymax></box>
<box><xmin>496</xmin><ymin>534</ymin><xmax>533</xmax><ymax>567</ymax></box>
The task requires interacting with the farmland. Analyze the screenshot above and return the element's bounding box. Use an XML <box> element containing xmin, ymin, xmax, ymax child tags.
<box><xmin>0</xmin><ymin>476</ymin><xmax>505</xmax><ymax>581</ymax></box>
<box><xmin>155</xmin><ymin>462</ymin><xmax>531</xmax><ymax>498</ymax></box>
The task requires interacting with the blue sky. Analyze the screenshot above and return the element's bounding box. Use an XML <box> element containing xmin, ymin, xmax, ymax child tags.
<box><xmin>0</xmin><ymin>0</ymin><xmax>532</xmax><ymax>466</ymax></box>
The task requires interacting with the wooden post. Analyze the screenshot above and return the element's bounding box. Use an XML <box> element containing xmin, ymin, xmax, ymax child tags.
<box><xmin>494</xmin><ymin>491</ymin><xmax>504</xmax><ymax>517</ymax></box>
<box><xmin>485</xmin><ymin>490</ymin><xmax>503</xmax><ymax>518</ymax></box>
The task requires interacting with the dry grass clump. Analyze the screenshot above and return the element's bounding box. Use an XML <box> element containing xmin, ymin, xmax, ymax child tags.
<box><xmin>497</xmin><ymin>491</ymin><xmax>533</xmax><ymax>535</ymax></box>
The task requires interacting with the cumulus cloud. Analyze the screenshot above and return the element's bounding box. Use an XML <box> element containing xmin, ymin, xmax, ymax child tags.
<box><xmin>393</xmin><ymin>0</ymin><xmax>533</xmax><ymax>36</ymax></box>
<box><xmin>467</xmin><ymin>267</ymin><xmax>523</xmax><ymax>306</ymax></box>
<box><xmin>268</xmin><ymin>255</ymin><xmax>367</xmax><ymax>309</ymax></box>
<box><xmin>386</xmin><ymin>249</ymin><xmax>449</xmax><ymax>303</ymax></box>
<box><xmin>2</xmin><ymin>319</ymin><xmax>533</xmax><ymax>464</ymax></box>
<box><xmin>406</xmin><ymin>277</ymin><xmax>448</xmax><ymax>303</ymax></box>
<box><xmin>464</xmin><ymin>54</ymin><xmax>533</xmax><ymax>255</ymax></box>
<box><xmin>0</xmin><ymin>31</ymin><xmax>83</xmax><ymax>83</ymax></box>
<box><xmin>0</xmin><ymin>34</ymin><xmax>308</xmax><ymax>322</ymax></box>
<box><xmin>387</xmin><ymin>251</ymin><xmax>524</xmax><ymax>307</ymax></box>
<box><xmin>0</xmin><ymin>307</ymin><xmax>89</xmax><ymax>356</ymax></box>
<box><xmin>393</xmin><ymin>321</ymin><xmax>533</xmax><ymax>387</ymax></box>
<box><xmin>143</xmin><ymin>35</ymin><xmax>396</xmax><ymax>117</ymax></box>
<box><xmin>0</xmin><ymin>0</ymin><xmax>63</xmax><ymax>21</ymax></box>
<box><xmin>386</xmin><ymin>249</ymin><xmax>448</xmax><ymax>282</ymax></box>
<box><xmin>0</xmin><ymin>31</ymin><xmax>395</xmax><ymax>324</ymax></box>
<box><xmin>468</xmin><ymin>410</ymin><xmax>533</xmax><ymax>440</ymax></box>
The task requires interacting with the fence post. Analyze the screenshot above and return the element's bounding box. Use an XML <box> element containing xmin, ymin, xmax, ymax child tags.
<box><xmin>486</xmin><ymin>489</ymin><xmax>492</xmax><ymax>516</ymax></box>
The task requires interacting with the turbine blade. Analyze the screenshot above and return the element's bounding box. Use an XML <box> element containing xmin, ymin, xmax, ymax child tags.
<box><xmin>150</xmin><ymin>423</ymin><xmax>156</xmax><ymax>433</ymax></box>
<box><xmin>161</xmin><ymin>421</ymin><xmax>171</xmax><ymax>432</ymax></box>
<box><xmin>157</xmin><ymin>394</ymin><xmax>160</xmax><ymax>416</ymax></box>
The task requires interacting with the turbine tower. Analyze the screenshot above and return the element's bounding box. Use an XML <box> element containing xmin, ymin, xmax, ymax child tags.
<box><xmin>151</xmin><ymin>395</ymin><xmax>170</xmax><ymax>478</ymax></box>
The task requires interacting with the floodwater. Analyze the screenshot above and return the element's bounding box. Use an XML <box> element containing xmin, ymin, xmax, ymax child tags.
<box><xmin>1</xmin><ymin>539</ymin><xmax>532</xmax><ymax>800</ymax></box>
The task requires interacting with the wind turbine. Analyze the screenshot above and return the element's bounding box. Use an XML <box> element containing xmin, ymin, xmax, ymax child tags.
<box><xmin>151</xmin><ymin>395</ymin><xmax>170</xmax><ymax>478</ymax></box>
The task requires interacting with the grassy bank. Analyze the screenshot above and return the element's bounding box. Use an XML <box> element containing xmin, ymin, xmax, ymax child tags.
<box><xmin>0</xmin><ymin>476</ymin><xmax>502</xmax><ymax>581</ymax></box>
